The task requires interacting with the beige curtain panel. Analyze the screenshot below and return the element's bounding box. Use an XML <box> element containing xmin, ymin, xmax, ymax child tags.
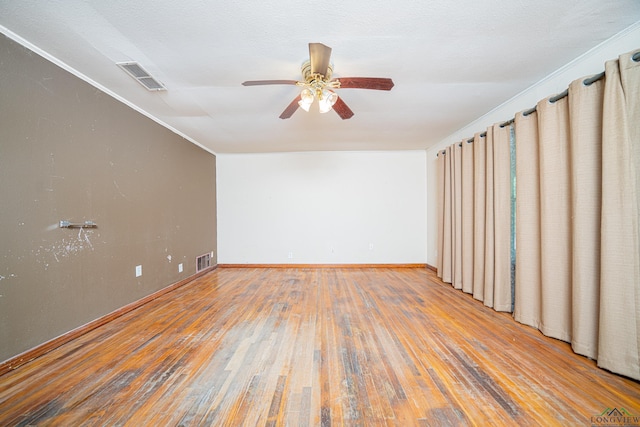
<box><xmin>568</xmin><ymin>74</ymin><xmax>604</xmax><ymax>360</ymax></box>
<box><xmin>598</xmin><ymin>51</ymin><xmax>640</xmax><ymax>380</ymax></box>
<box><xmin>483</xmin><ymin>127</ymin><xmax>496</xmax><ymax>307</ymax></box>
<box><xmin>436</xmin><ymin>48</ymin><xmax>640</xmax><ymax>381</ymax></box>
<box><xmin>436</xmin><ymin>151</ymin><xmax>445</xmax><ymax>279</ymax></box>
<box><xmin>513</xmin><ymin>110</ymin><xmax>541</xmax><ymax>329</ymax></box>
<box><xmin>472</xmin><ymin>132</ymin><xmax>487</xmax><ymax>302</ymax></box>
<box><xmin>492</xmin><ymin>123</ymin><xmax>512</xmax><ymax>312</ymax></box>
<box><xmin>537</xmin><ymin>94</ymin><xmax>573</xmax><ymax>343</ymax></box>
<box><xmin>461</xmin><ymin>138</ymin><xmax>474</xmax><ymax>294</ymax></box>
<box><xmin>436</xmin><ymin>124</ymin><xmax>512</xmax><ymax>312</ymax></box>
<box><xmin>515</xmin><ymin>49</ymin><xmax>640</xmax><ymax>380</ymax></box>
<box><xmin>453</xmin><ymin>143</ymin><xmax>463</xmax><ymax>290</ymax></box>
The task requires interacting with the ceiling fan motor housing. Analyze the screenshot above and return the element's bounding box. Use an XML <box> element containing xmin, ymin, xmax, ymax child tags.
<box><xmin>301</xmin><ymin>60</ymin><xmax>333</xmax><ymax>82</ymax></box>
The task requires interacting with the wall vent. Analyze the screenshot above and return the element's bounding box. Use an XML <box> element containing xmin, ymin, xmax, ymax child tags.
<box><xmin>196</xmin><ymin>253</ymin><xmax>212</xmax><ymax>273</ymax></box>
<box><xmin>117</xmin><ymin>61</ymin><xmax>166</xmax><ymax>91</ymax></box>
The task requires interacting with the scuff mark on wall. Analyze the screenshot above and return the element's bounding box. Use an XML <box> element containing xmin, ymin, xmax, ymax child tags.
<box><xmin>82</xmin><ymin>228</ymin><xmax>94</xmax><ymax>250</ymax></box>
<box><xmin>37</xmin><ymin>77</ymin><xmax>54</xmax><ymax>95</ymax></box>
<box><xmin>46</xmin><ymin>152</ymin><xmax>65</xmax><ymax>192</ymax></box>
<box><xmin>0</xmin><ymin>271</ymin><xmax>14</xmax><ymax>296</ymax></box>
<box><xmin>33</xmin><ymin>228</ymin><xmax>96</xmax><ymax>266</ymax></box>
<box><xmin>113</xmin><ymin>180</ymin><xmax>127</xmax><ymax>199</ymax></box>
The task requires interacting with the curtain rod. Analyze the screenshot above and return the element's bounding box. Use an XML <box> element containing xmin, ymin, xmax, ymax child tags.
<box><xmin>437</xmin><ymin>69</ymin><xmax>612</xmax><ymax>157</ymax></box>
<box><xmin>438</xmin><ymin>50</ymin><xmax>640</xmax><ymax>157</ymax></box>
<box><xmin>509</xmin><ymin>71</ymin><xmax>606</xmax><ymax>121</ymax></box>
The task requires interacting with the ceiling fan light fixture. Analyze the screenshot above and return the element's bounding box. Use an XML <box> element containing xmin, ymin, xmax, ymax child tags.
<box><xmin>325</xmin><ymin>89</ymin><xmax>338</xmax><ymax>105</ymax></box>
<box><xmin>242</xmin><ymin>43</ymin><xmax>393</xmax><ymax>120</ymax></box>
<box><xmin>318</xmin><ymin>101</ymin><xmax>332</xmax><ymax>113</ymax></box>
<box><xmin>298</xmin><ymin>87</ymin><xmax>314</xmax><ymax>111</ymax></box>
<box><xmin>318</xmin><ymin>89</ymin><xmax>338</xmax><ymax>113</ymax></box>
<box><xmin>298</xmin><ymin>98</ymin><xmax>312</xmax><ymax>112</ymax></box>
<box><xmin>300</xmin><ymin>88</ymin><xmax>314</xmax><ymax>103</ymax></box>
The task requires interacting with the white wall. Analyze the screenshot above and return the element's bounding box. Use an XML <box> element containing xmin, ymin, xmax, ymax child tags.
<box><xmin>425</xmin><ymin>22</ymin><xmax>640</xmax><ymax>266</ymax></box>
<box><xmin>217</xmin><ymin>150</ymin><xmax>427</xmax><ymax>264</ymax></box>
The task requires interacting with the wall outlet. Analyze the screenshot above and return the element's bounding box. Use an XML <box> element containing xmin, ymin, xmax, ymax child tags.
<box><xmin>135</xmin><ymin>265</ymin><xmax>142</xmax><ymax>277</ymax></box>
<box><xmin>178</xmin><ymin>263</ymin><xmax>183</xmax><ymax>273</ymax></box>
<box><xmin>369</xmin><ymin>243</ymin><xmax>374</xmax><ymax>250</ymax></box>
<box><xmin>288</xmin><ymin>251</ymin><xmax>294</xmax><ymax>259</ymax></box>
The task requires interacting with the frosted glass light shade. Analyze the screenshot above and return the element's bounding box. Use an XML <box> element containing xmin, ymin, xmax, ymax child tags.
<box><xmin>318</xmin><ymin>90</ymin><xmax>338</xmax><ymax>113</ymax></box>
<box><xmin>298</xmin><ymin>88</ymin><xmax>314</xmax><ymax>112</ymax></box>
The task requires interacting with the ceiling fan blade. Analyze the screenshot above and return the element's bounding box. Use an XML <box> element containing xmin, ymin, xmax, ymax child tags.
<box><xmin>279</xmin><ymin>94</ymin><xmax>302</xmax><ymax>119</ymax></box>
<box><xmin>333</xmin><ymin>97</ymin><xmax>354</xmax><ymax>120</ymax></box>
<box><xmin>336</xmin><ymin>77</ymin><xmax>394</xmax><ymax>90</ymax></box>
<box><xmin>242</xmin><ymin>80</ymin><xmax>299</xmax><ymax>86</ymax></box>
<box><xmin>309</xmin><ymin>43</ymin><xmax>332</xmax><ymax>76</ymax></box>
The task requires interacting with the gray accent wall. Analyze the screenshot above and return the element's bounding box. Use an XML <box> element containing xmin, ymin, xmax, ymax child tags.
<box><xmin>0</xmin><ymin>34</ymin><xmax>217</xmax><ymax>362</ymax></box>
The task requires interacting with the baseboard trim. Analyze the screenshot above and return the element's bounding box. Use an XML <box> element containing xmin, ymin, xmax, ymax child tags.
<box><xmin>426</xmin><ymin>263</ymin><xmax>437</xmax><ymax>272</ymax></box>
<box><xmin>0</xmin><ymin>265</ymin><xmax>217</xmax><ymax>377</ymax></box>
<box><xmin>218</xmin><ymin>263</ymin><xmax>427</xmax><ymax>269</ymax></box>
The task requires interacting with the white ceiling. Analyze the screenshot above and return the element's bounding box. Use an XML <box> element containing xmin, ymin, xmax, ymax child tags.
<box><xmin>1</xmin><ymin>1</ymin><xmax>639</xmax><ymax>154</ymax></box>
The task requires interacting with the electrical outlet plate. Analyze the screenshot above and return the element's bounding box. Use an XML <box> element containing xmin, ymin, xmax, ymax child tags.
<box><xmin>135</xmin><ymin>265</ymin><xmax>142</xmax><ymax>277</ymax></box>
<box><xmin>178</xmin><ymin>263</ymin><xmax>183</xmax><ymax>273</ymax></box>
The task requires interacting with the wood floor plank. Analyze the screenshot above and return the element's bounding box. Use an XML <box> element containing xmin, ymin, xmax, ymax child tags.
<box><xmin>1</xmin><ymin>267</ymin><xmax>640</xmax><ymax>426</ymax></box>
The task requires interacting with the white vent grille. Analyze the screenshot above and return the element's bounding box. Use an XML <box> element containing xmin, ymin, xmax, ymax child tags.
<box><xmin>117</xmin><ymin>61</ymin><xmax>166</xmax><ymax>91</ymax></box>
<box><xmin>196</xmin><ymin>253</ymin><xmax>212</xmax><ymax>273</ymax></box>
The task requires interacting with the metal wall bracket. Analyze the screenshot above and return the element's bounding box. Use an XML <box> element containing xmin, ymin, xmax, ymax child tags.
<box><xmin>59</xmin><ymin>220</ymin><xmax>97</xmax><ymax>229</ymax></box>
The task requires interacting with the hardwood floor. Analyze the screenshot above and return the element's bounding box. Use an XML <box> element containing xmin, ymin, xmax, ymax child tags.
<box><xmin>1</xmin><ymin>267</ymin><xmax>639</xmax><ymax>426</ymax></box>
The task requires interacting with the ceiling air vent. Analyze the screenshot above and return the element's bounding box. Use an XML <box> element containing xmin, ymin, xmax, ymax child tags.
<box><xmin>117</xmin><ymin>61</ymin><xmax>166</xmax><ymax>91</ymax></box>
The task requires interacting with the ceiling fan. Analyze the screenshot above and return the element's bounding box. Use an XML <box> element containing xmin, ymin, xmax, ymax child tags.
<box><xmin>242</xmin><ymin>43</ymin><xmax>394</xmax><ymax>120</ymax></box>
